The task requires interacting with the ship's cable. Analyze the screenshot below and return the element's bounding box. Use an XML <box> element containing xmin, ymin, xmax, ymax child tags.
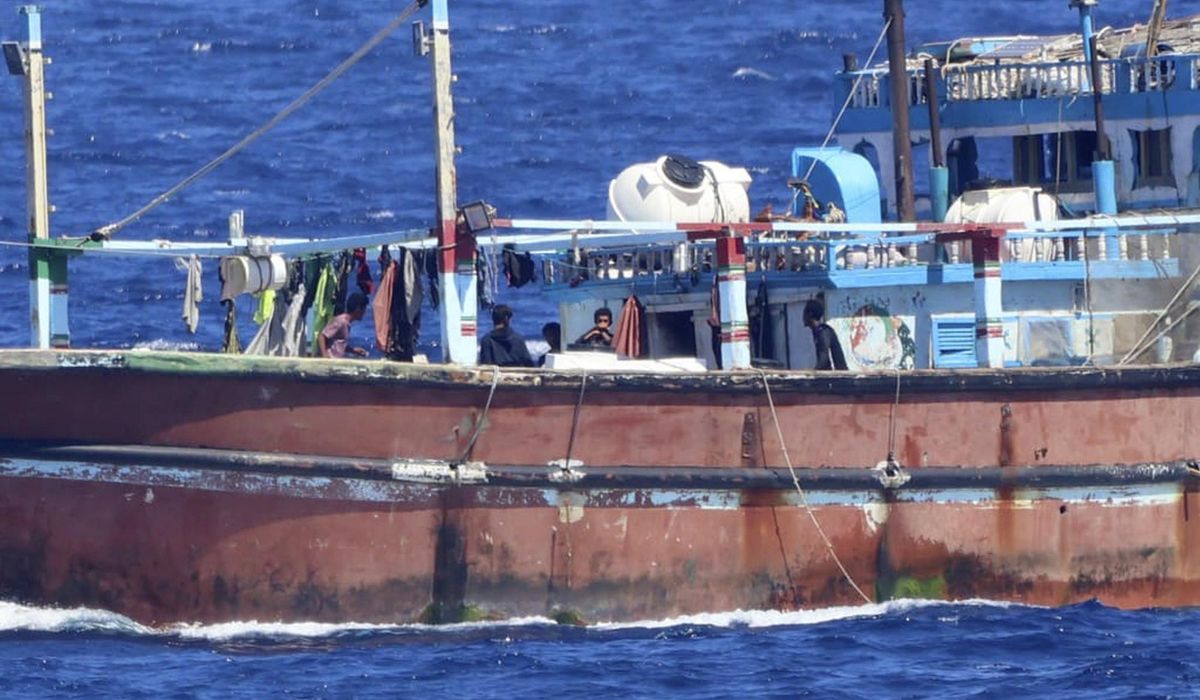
<box><xmin>563</xmin><ymin>370</ymin><xmax>588</xmax><ymax>470</ymax></box>
<box><xmin>1119</xmin><ymin>259</ymin><xmax>1200</xmax><ymax>365</ymax></box>
<box><xmin>90</xmin><ymin>0</ymin><xmax>426</xmax><ymax>240</ymax></box>
<box><xmin>755</xmin><ymin>369</ymin><xmax>873</xmax><ymax>604</ymax></box>
<box><xmin>802</xmin><ymin>18</ymin><xmax>893</xmax><ymax>183</ymax></box>
<box><xmin>459</xmin><ymin>366</ymin><xmax>502</xmax><ymax>463</ymax></box>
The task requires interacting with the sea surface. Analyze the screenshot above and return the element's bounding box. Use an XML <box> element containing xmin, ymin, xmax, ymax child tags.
<box><xmin>0</xmin><ymin>0</ymin><xmax>1194</xmax><ymax>696</ymax></box>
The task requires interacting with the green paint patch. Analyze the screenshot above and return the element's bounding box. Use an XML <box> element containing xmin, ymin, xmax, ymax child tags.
<box><xmin>550</xmin><ymin>608</ymin><xmax>587</xmax><ymax>626</ymax></box>
<box><xmin>880</xmin><ymin>574</ymin><xmax>947</xmax><ymax>601</ymax></box>
<box><xmin>418</xmin><ymin>603</ymin><xmax>497</xmax><ymax>625</ymax></box>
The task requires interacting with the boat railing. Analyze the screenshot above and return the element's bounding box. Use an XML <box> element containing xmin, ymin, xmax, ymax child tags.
<box><xmin>534</xmin><ymin>226</ymin><xmax>1182</xmax><ymax>287</ymax></box>
<box><xmin>843</xmin><ymin>53</ymin><xmax>1200</xmax><ymax>108</ymax></box>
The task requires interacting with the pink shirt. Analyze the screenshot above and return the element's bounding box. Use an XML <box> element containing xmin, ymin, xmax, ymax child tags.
<box><xmin>320</xmin><ymin>314</ymin><xmax>352</xmax><ymax>358</ymax></box>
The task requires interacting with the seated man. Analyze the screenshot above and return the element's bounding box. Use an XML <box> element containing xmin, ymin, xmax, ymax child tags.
<box><xmin>479</xmin><ymin>304</ymin><xmax>535</xmax><ymax>367</ymax></box>
<box><xmin>575</xmin><ymin>307</ymin><xmax>614</xmax><ymax>347</ymax></box>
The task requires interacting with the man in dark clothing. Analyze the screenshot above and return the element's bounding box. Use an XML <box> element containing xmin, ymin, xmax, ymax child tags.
<box><xmin>479</xmin><ymin>304</ymin><xmax>535</xmax><ymax>367</ymax></box>
<box><xmin>803</xmin><ymin>299</ymin><xmax>848</xmax><ymax>370</ymax></box>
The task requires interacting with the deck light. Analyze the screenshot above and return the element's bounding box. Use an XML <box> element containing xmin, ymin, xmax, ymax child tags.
<box><xmin>2</xmin><ymin>41</ymin><xmax>25</xmax><ymax>76</ymax></box>
<box><xmin>460</xmin><ymin>200</ymin><xmax>493</xmax><ymax>234</ymax></box>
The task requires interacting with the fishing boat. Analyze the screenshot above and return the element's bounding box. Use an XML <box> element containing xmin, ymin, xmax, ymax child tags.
<box><xmin>3</xmin><ymin>0</ymin><xmax>1200</xmax><ymax>626</ymax></box>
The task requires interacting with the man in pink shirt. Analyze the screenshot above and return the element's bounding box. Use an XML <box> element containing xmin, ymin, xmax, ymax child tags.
<box><xmin>318</xmin><ymin>292</ymin><xmax>369</xmax><ymax>359</ymax></box>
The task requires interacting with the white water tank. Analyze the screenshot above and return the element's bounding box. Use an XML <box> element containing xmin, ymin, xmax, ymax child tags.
<box><xmin>607</xmin><ymin>155</ymin><xmax>752</xmax><ymax>223</ymax></box>
<box><xmin>945</xmin><ymin>186</ymin><xmax>1060</xmax><ymax>262</ymax></box>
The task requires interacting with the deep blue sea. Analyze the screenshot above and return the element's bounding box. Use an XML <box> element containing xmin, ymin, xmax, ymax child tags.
<box><xmin>1</xmin><ymin>0</ymin><xmax>1196</xmax><ymax>696</ymax></box>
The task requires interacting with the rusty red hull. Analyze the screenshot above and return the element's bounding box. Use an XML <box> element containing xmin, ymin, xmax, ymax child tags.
<box><xmin>1</xmin><ymin>349</ymin><xmax>1199</xmax><ymax>625</ymax></box>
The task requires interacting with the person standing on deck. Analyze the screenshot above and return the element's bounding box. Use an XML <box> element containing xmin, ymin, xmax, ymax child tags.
<box><xmin>318</xmin><ymin>292</ymin><xmax>369</xmax><ymax>359</ymax></box>
<box><xmin>479</xmin><ymin>304</ymin><xmax>535</xmax><ymax>367</ymax></box>
<box><xmin>804</xmin><ymin>299</ymin><xmax>847</xmax><ymax>371</ymax></box>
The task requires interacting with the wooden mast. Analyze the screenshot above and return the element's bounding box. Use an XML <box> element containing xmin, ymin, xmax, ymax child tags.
<box><xmin>884</xmin><ymin>0</ymin><xmax>915</xmax><ymax>222</ymax></box>
<box><xmin>429</xmin><ymin>0</ymin><xmax>477</xmax><ymax>365</ymax></box>
<box><xmin>16</xmin><ymin>5</ymin><xmax>55</xmax><ymax>348</ymax></box>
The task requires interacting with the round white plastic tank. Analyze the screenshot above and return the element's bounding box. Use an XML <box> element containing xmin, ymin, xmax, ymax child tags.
<box><xmin>607</xmin><ymin>155</ymin><xmax>752</xmax><ymax>223</ymax></box>
<box><xmin>945</xmin><ymin>186</ymin><xmax>1060</xmax><ymax>262</ymax></box>
<box><xmin>219</xmin><ymin>254</ymin><xmax>288</xmax><ymax>299</ymax></box>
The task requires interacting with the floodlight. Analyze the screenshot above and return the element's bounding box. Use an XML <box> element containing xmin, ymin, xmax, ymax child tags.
<box><xmin>2</xmin><ymin>42</ymin><xmax>25</xmax><ymax>76</ymax></box>
<box><xmin>460</xmin><ymin>200</ymin><xmax>493</xmax><ymax>234</ymax></box>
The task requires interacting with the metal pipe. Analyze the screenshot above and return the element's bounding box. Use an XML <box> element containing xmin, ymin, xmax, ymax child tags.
<box><xmin>884</xmin><ymin>0</ymin><xmax>916</xmax><ymax>221</ymax></box>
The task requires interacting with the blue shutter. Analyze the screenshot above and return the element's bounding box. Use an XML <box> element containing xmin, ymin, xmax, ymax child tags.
<box><xmin>932</xmin><ymin>318</ymin><xmax>977</xmax><ymax>368</ymax></box>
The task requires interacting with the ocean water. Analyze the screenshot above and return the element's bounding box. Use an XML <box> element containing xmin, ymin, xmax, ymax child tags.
<box><xmin>0</xmin><ymin>0</ymin><xmax>1195</xmax><ymax>696</ymax></box>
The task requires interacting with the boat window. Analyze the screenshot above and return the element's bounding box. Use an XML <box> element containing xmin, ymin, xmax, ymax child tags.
<box><xmin>1011</xmin><ymin>131</ymin><xmax>1095</xmax><ymax>193</ymax></box>
<box><xmin>1130</xmin><ymin>128</ymin><xmax>1175</xmax><ymax>189</ymax></box>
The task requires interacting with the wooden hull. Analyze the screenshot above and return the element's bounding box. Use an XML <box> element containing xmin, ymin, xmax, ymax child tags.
<box><xmin>1</xmin><ymin>349</ymin><xmax>1198</xmax><ymax>625</ymax></box>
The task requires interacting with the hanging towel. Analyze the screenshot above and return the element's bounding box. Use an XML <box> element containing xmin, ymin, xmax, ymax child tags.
<box><xmin>180</xmin><ymin>255</ymin><xmax>203</xmax><ymax>334</ymax></box>
<box><xmin>253</xmin><ymin>290</ymin><xmax>276</xmax><ymax>325</ymax></box>
<box><xmin>374</xmin><ymin>259</ymin><xmax>397</xmax><ymax>352</ymax></box>
<box><xmin>309</xmin><ymin>263</ymin><xmax>337</xmax><ymax>355</ymax></box>
<box><xmin>613</xmin><ymin>295</ymin><xmax>644</xmax><ymax>359</ymax></box>
<box><xmin>245</xmin><ymin>283</ymin><xmax>307</xmax><ymax>357</ymax></box>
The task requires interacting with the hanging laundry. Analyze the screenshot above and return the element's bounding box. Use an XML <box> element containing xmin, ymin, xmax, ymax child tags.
<box><xmin>309</xmin><ymin>263</ymin><xmax>337</xmax><ymax>356</ymax></box>
<box><xmin>422</xmin><ymin>249</ymin><xmax>440</xmax><ymax>310</ymax></box>
<box><xmin>502</xmin><ymin>244</ymin><xmax>535</xmax><ymax>288</ymax></box>
<box><xmin>748</xmin><ymin>279</ymin><xmax>774</xmax><ymax>361</ymax></box>
<box><xmin>613</xmin><ymin>295</ymin><xmax>645</xmax><ymax>359</ymax></box>
<box><xmin>180</xmin><ymin>255</ymin><xmax>202</xmax><ymax>334</ymax></box>
<box><xmin>253</xmin><ymin>289</ymin><xmax>276</xmax><ymax>325</ymax></box>
<box><xmin>353</xmin><ymin>248</ymin><xmax>374</xmax><ymax>296</ymax></box>
<box><xmin>222</xmin><ymin>299</ymin><xmax>241</xmax><ymax>354</ymax></box>
<box><xmin>373</xmin><ymin>258</ymin><xmax>396</xmax><ymax>353</ymax></box>
<box><xmin>244</xmin><ymin>283</ymin><xmax>308</xmax><ymax>357</ymax></box>
<box><xmin>386</xmin><ymin>247</ymin><xmax>423</xmax><ymax>361</ymax></box>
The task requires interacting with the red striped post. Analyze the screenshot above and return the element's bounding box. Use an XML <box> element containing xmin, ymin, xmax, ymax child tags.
<box><xmin>971</xmin><ymin>231</ymin><xmax>1004</xmax><ymax>368</ymax></box>
<box><xmin>716</xmin><ymin>233</ymin><xmax>750</xmax><ymax>370</ymax></box>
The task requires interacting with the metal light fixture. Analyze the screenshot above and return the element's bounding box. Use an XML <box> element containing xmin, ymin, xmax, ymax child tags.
<box><xmin>2</xmin><ymin>41</ymin><xmax>26</xmax><ymax>76</ymax></box>
<box><xmin>460</xmin><ymin>200</ymin><xmax>493</xmax><ymax>234</ymax></box>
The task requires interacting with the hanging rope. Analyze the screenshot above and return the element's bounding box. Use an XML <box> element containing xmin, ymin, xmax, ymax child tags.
<box><xmin>458</xmin><ymin>367</ymin><xmax>502</xmax><ymax>463</ymax></box>
<box><xmin>756</xmin><ymin>369</ymin><xmax>873</xmax><ymax>604</ymax></box>
<box><xmin>802</xmin><ymin>18</ymin><xmax>893</xmax><ymax>182</ymax></box>
<box><xmin>1118</xmin><ymin>259</ymin><xmax>1200</xmax><ymax>365</ymax></box>
<box><xmin>885</xmin><ymin>367</ymin><xmax>901</xmax><ymax>468</ymax></box>
<box><xmin>563</xmin><ymin>370</ymin><xmax>588</xmax><ymax>468</ymax></box>
<box><xmin>91</xmin><ymin>0</ymin><xmax>427</xmax><ymax>240</ymax></box>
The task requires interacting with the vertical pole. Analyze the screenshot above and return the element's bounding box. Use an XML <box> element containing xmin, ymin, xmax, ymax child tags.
<box><xmin>1085</xmin><ymin>33</ymin><xmax>1119</xmax><ymax>259</ymax></box>
<box><xmin>20</xmin><ymin>5</ymin><xmax>52</xmax><ymax>349</ymax></box>
<box><xmin>884</xmin><ymin>0</ymin><xmax>916</xmax><ymax>222</ymax></box>
<box><xmin>429</xmin><ymin>0</ymin><xmax>476</xmax><ymax>365</ymax></box>
<box><xmin>924</xmin><ymin>58</ymin><xmax>950</xmax><ymax>223</ymax></box>
<box><xmin>716</xmin><ymin>233</ymin><xmax>750</xmax><ymax>370</ymax></box>
<box><xmin>971</xmin><ymin>229</ymin><xmax>1005</xmax><ymax>368</ymax></box>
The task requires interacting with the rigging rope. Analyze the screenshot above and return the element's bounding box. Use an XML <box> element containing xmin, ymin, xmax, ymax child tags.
<box><xmin>91</xmin><ymin>0</ymin><xmax>426</xmax><ymax>240</ymax></box>
<box><xmin>459</xmin><ymin>367</ymin><xmax>502</xmax><ymax>463</ymax></box>
<box><xmin>756</xmin><ymin>369</ymin><xmax>873</xmax><ymax>605</ymax></box>
<box><xmin>563</xmin><ymin>370</ymin><xmax>588</xmax><ymax>469</ymax></box>
<box><xmin>802</xmin><ymin>18</ymin><xmax>893</xmax><ymax>183</ymax></box>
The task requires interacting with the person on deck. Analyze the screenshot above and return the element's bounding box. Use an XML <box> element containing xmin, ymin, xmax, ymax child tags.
<box><xmin>804</xmin><ymin>299</ymin><xmax>847</xmax><ymax>371</ymax></box>
<box><xmin>575</xmin><ymin>307</ymin><xmax>614</xmax><ymax>347</ymax></box>
<box><xmin>480</xmin><ymin>305</ymin><xmax>535</xmax><ymax>367</ymax></box>
<box><xmin>318</xmin><ymin>292</ymin><xmax>369</xmax><ymax>359</ymax></box>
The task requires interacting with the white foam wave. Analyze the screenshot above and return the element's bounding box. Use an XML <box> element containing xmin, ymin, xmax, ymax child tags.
<box><xmin>593</xmin><ymin>598</ymin><xmax>1028</xmax><ymax>631</ymax></box>
<box><xmin>732</xmin><ymin>67</ymin><xmax>776</xmax><ymax>81</ymax></box>
<box><xmin>0</xmin><ymin>601</ymin><xmax>153</xmax><ymax>635</ymax></box>
<box><xmin>191</xmin><ymin>42</ymin><xmax>211</xmax><ymax>53</ymax></box>
<box><xmin>365</xmin><ymin>209</ymin><xmax>396</xmax><ymax>221</ymax></box>
<box><xmin>172</xmin><ymin>615</ymin><xmax>556</xmax><ymax>641</ymax></box>
<box><xmin>0</xmin><ymin>600</ymin><xmax>1030</xmax><ymax>640</ymax></box>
